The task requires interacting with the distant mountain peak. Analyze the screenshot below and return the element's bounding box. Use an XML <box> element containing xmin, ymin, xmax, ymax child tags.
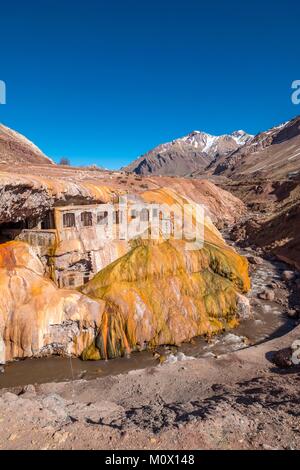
<box><xmin>230</xmin><ymin>129</ymin><xmax>254</xmax><ymax>145</ymax></box>
<box><xmin>232</xmin><ymin>129</ymin><xmax>247</xmax><ymax>136</ymax></box>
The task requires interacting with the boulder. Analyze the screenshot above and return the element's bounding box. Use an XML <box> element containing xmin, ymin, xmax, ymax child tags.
<box><xmin>272</xmin><ymin>347</ymin><xmax>293</xmax><ymax>368</ymax></box>
<box><xmin>258</xmin><ymin>289</ymin><xmax>275</xmax><ymax>301</ymax></box>
<box><xmin>246</xmin><ymin>255</ymin><xmax>263</xmax><ymax>265</ymax></box>
<box><xmin>291</xmin><ymin>339</ymin><xmax>300</xmax><ymax>365</ymax></box>
<box><xmin>286</xmin><ymin>309</ymin><xmax>298</xmax><ymax>319</ymax></box>
<box><xmin>236</xmin><ymin>293</ymin><xmax>251</xmax><ymax>319</ymax></box>
<box><xmin>282</xmin><ymin>270</ymin><xmax>295</xmax><ymax>282</ymax></box>
<box><xmin>273</xmin><ymin>341</ymin><xmax>300</xmax><ymax>367</ymax></box>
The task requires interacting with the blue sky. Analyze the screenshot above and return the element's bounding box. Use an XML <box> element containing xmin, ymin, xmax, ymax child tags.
<box><xmin>0</xmin><ymin>0</ymin><xmax>299</xmax><ymax>169</ymax></box>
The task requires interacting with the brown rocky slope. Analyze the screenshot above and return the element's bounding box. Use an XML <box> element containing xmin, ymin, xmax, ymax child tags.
<box><xmin>0</xmin><ymin>166</ymin><xmax>246</xmax><ymax>228</ymax></box>
<box><xmin>0</xmin><ymin>123</ymin><xmax>54</xmax><ymax>165</ymax></box>
<box><xmin>201</xmin><ymin>115</ymin><xmax>300</xmax><ymax>271</ymax></box>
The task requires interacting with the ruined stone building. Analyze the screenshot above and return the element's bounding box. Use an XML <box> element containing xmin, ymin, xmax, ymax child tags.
<box><xmin>1</xmin><ymin>199</ymin><xmax>174</xmax><ymax>289</ymax></box>
<box><xmin>2</xmin><ymin>203</ymin><xmax>126</xmax><ymax>288</ymax></box>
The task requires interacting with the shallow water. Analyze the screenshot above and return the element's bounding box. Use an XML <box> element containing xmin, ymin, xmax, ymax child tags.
<box><xmin>0</xmin><ymin>248</ymin><xmax>295</xmax><ymax>389</ymax></box>
<box><xmin>0</xmin><ymin>350</ymin><xmax>156</xmax><ymax>388</ymax></box>
<box><xmin>180</xmin><ymin>255</ymin><xmax>294</xmax><ymax>358</ymax></box>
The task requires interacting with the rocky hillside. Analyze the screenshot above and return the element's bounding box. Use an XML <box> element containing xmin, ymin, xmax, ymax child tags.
<box><xmin>229</xmin><ymin>174</ymin><xmax>300</xmax><ymax>270</ymax></box>
<box><xmin>0</xmin><ymin>166</ymin><xmax>246</xmax><ymax>228</ymax></box>
<box><xmin>205</xmin><ymin>115</ymin><xmax>300</xmax><ymax>271</ymax></box>
<box><xmin>0</xmin><ymin>123</ymin><xmax>53</xmax><ymax>165</ymax></box>
<box><xmin>123</xmin><ymin>130</ymin><xmax>253</xmax><ymax>176</ymax></box>
<box><xmin>209</xmin><ymin>115</ymin><xmax>300</xmax><ymax>178</ymax></box>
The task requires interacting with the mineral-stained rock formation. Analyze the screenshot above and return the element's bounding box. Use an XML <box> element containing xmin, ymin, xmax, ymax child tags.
<box><xmin>0</xmin><ymin>170</ymin><xmax>117</xmax><ymax>225</ymax></box>
<box><xmin>0</xmin><ymin>235</ymin><xmax>250</xmax><ymax>363</ymax></box>
<box><xmin>0</xmin><ymin>241</ymin><xmax>104</xmax><ymax>363</ymax></box>
<box><xmin>81</xmin><ymin>229</ymin><xmax>250</xmax><ymax>360</ymax></box>
<box><xmin>0</xmin><ymin>178</ymin><xmax>250</xmax><ymax>363</ymax></box>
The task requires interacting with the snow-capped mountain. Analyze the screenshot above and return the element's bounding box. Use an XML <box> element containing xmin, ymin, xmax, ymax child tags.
<box><xmin>123</xmin><ymin>130</ymin><xmax>253</xmax><ymax>176</ymax></box>
<box><xmin>231</xmin><ymin>130</ymin><xmax>254</xmax><ymax>145</ymax></box>
<box><xmin>177</xmin><ymin>129</ymin><xmax>252</xmax><ymax>151</ymax></box>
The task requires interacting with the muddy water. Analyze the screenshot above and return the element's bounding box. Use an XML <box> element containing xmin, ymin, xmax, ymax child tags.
<box><xmin>0</xmin><ymin>350</ymin><xmax>157</xmax><ymax>388</ymax></box>
<box><xmin>0</xmin><ymin>249</ymin><xmax>295</xmax><ymax>388</ymax></box>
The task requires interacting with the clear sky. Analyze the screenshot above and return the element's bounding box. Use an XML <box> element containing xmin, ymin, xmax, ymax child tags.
<box><xmin>0</xmin><ymin>0</ymin><xmax>299</xmax><ymax>169</ymax></box>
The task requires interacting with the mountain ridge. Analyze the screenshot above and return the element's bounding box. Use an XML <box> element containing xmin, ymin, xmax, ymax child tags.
<box><xmin>123</xmin><ymin>116</ymin><xmax>300</xmax><ymax>179</ymax></box>
<box><xmin>122</xmin><ymin>129</ymin><xmax>253</xmax><ymax>176</ymax></box>
<box><xmin>208</xmin><ymin>115</ymin><xmax>300</xmax><ymax>178</ymax></box>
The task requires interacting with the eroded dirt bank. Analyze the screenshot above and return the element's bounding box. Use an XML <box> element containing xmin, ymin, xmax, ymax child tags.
<box><xmin>0</xmin><ymin>325</ymin><xmax>299</xmax><ymax>450</ymax></box>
